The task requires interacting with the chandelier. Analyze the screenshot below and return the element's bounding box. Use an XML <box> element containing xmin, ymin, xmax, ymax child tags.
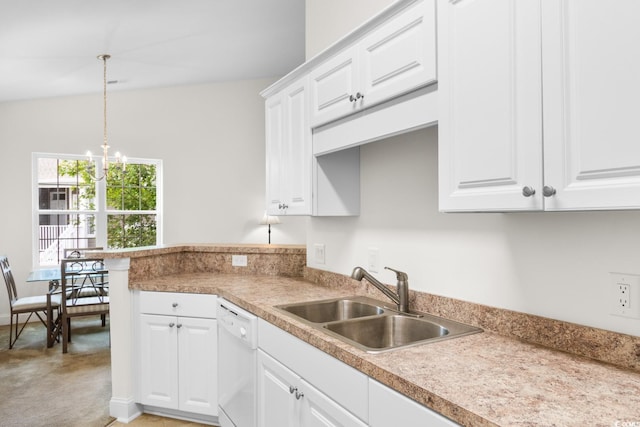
<box><xmin>87</xmin><ymin>54</ymin><xmax>126</xmax><ymax>181</ymax></box>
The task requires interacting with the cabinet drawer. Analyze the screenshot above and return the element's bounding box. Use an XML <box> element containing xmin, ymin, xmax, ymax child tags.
<box><xmin>139</xmin><ymin>291</ymin><xmax>217</xmax><ymax>318</ymax></box>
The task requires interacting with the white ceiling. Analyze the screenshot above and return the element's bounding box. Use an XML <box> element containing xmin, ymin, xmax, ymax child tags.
<box><xmin>0</xmin><ymin>0</ymin><xmax>305</xmax><ymax>103</ymax></box>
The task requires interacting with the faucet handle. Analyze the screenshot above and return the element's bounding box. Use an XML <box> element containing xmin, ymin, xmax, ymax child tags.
<box><xmin>384</xmin><ymin>266</ymin><xmax>408</xmax><ymax>281</ymax></box>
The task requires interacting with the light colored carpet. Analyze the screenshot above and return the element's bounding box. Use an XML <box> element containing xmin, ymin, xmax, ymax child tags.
<box><xmin>0</xmin><ymin>316</ymin><xmax>114</xmax><ymax>427</ymax></box>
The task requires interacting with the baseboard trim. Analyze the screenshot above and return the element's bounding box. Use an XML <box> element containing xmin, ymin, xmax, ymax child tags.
<box><xmin>110</xmin><ymin>397</ymin><xmax>142</xmax><ymax>423</ymax></box>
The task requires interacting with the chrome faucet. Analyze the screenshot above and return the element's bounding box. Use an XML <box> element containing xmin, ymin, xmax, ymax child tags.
<box><xmin>351</xmin><ymin>266</ymin><xmax>410</xmax><ymax>313</ymax></box>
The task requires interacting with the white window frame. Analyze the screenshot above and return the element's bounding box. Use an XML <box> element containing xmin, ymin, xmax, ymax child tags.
<box><xmin>32</xmin><ymin>152</ymin><xmax>163</xmax><ymax>268</ymax></box>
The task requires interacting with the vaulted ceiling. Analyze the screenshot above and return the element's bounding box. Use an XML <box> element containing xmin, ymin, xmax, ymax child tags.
<box><xmin>0</xmin><ymin>0</ymin><xmax>305</xmax><ymax>102</ymax></box>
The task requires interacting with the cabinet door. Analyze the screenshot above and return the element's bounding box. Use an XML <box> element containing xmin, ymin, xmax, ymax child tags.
<box><xmin>360</xmin><ymin>0</ymin><xmax>436</xmax><ymax>108</ymax></box>
<box><xmin>282</xmin><ymin>79</ymin><xmax>312</xmax><ymax>215</ymax></box>
<box><xmin>178</xmin><ymin>317</ymin><xmax>218</xmax><ymax>416</ymax></box>
<box><xmin>369</xmin><ymin>380</ymin><xmax>459</xmax><ymax>427</ymax></box>
<box><xmin>309</xmin><ymin>46</ymin><xmax>360</xmax><ymax>127</ymax></box>
<box><xmin>265</xmin><ymin>94</ymin><xmax>286</xmax><ymax>215</ymax></box>
<box><xmin>257</xmin><ymin>350</ymin><xmax>299</xmax><ymax>427</ymax></box>
<box><xmin>541</xmin><ymin>0</ymin><xmax>640</xmax><ymax>210</ymax></box>
<box><xmin>299</xmin><ymin>379</ymin><xmax>367</xmax><ymax>427</ymax></box>
<box><xmin>139</xmin><ymin>314</ymin><xmax>179</xmax><ymax>409</ymax></box>
<box><xmin>437</xmin><ymin>0</ymin><xmax>543</xmax><ymax>211</ymax></box>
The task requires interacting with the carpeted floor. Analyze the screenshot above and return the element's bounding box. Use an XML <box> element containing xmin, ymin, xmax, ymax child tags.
<box><xmin>0</xmin><ymin>315</ymin><xmax>114</xmax><ymax>427</ymax></box>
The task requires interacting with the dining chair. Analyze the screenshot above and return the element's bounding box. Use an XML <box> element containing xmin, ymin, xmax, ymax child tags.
<box><xmin>59</xmin><ymin>257</ymin><xmax>109</xmax><ymax>353</ymax></box>
<box><xmin>63</xmin><ymin>247</ymin><xmax>103</xmax><ymax>259</ymax></box>
<box><xmin>1</xmin><ymin>255</ymin><xmax>61</xmax><ymax>349</ymax></box>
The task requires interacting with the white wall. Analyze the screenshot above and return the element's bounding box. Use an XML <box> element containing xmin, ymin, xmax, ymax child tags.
<box><xmin>305</xmin><ymin>0</ymin><xmax>640</xmax><ymax>336</ymax></box>
<box><xmin>305</xmin><ymin>0</ymin><xmax>394</xmax><ymax>59</ymax></box>
<box><xmin>0</xmin><ymin>78</ymin><xmax>306</xmax><ymax>324</ymax></box>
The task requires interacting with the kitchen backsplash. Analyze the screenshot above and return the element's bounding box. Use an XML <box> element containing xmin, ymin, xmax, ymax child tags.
<box><xmin>304</xmin><ymin>267</ymin><xmax>640</xmax><ymax>372</ymax></box>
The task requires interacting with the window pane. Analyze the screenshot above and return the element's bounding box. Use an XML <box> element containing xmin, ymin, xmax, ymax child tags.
<box><xmin>106</xmin><ymin>163</ymin><xmax>157</xmax><ymax>211</ymax></box>
<box><xmin>38</xmin><ymin>214</ymin><xmax>97</xmax><ymax>266</ymax></box>
<box><xmin>107</xmin><ymin>214</ymin><xmax>157</xmax><ymax>249</ymax></box>
<box><xmin>37</xmin><ymin>158</ymin><xmax>96</xmax><ymax>211</ymax></box>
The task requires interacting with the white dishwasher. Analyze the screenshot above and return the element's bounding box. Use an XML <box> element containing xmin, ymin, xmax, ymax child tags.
<box><xmin>217</xmin><ymin>298</ymin><xmax>258</xmax><ymax>427</ymax></box>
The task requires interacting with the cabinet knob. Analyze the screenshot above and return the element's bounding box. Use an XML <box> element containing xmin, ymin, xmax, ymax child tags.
<box><xmin>176</xmin><ymin>324</ymin><xmax>182</xmax><ymax>329</ymax></box>
<box><xmin>289</xmin><ymin>386</ymin><xmax>297</xmax><ymax>394</ymax></box>
<box><xmin>295</xmin><ymin>390</ymin><xmax>304</xmax><ymax>400</ymax></box>
<box><xmin>349</xmin><ymin>92</ymin><xmax>364</xmax><ymax>102</ymax></box>
<box><xmin>522</xmin><ymin>186</ymin><xmax>536</xmax><ymax>197</ymax></box>
<box><xmin>543</xmin><ymin>185</ymin><xmax>557</xmax><ymax>197</ymax></box>
<box><xmin>172</xmin><ymin>302</ymin><xmax>178</xmax><ymax>308</ymax></box>
<box><xmin>169</xmin><ymin>322</ymin><xmax>175</xmax><ymax>328</ymax></box>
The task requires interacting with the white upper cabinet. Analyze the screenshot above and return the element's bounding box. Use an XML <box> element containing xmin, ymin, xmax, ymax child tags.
<box><xmin>265</xmin><ymin>78</ymin><xmax>312</xmax><ymax>215</ymax></box>
<box><xmin>438</xmin><ymin>0</ymin><xmax>543</xmax><ymax>211</ymax></box>
<box><xmin>439</xmin><ymin>0</ymin><xmax>640</xmax><ymax>211</ymax></box>
<box><xmin>541</xmin><ymin>0</ymin><xmax>640</xmax><ymax>210</ymax></box>
<box><xmin>309</xmin><ymin>0</ymin><xmax>436</xmax><ymax>128</ymax></box>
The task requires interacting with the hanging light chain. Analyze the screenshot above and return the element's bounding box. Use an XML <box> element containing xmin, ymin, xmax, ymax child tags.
<box><xmin>87</xmin><ymin>54</ymin><xmax>125</xmax><ymax>181</ymax></box>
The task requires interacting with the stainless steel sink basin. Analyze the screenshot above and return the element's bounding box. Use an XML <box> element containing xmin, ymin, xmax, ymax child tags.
<box><xmin>277</xmin><ymin>296</ymin><xmax>385</xmax><ymax>323</ymax></box>
<box><xmin>324</xmin><ymin>315</ymin><xmax>449</xmax><ymax>350</ymax></box>
<box><xmin>275</xmin><ymin>296</ymin><xmax>482</xmax><ymax>353</ymax></box>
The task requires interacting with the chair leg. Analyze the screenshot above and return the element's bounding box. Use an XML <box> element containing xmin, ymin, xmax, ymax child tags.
<box><xmin>62</xmin><ymin>316</ymin><xmax>69</xmax><ymax>353</ymax></box>
<box><xmin>9</xmin><ymin>312</ymin><xmax>35</xmax><ymax>349</ymax></box>
<box><xmin>9</xmin><ymin>313</ymin><xmax>15</xmax><ymax>349</ymax></box>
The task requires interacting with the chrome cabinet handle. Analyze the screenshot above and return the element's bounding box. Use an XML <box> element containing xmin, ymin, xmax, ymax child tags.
<box><xmin>176</xmin><ymin>324</ymin><xmax>182</xmax><ymax>329</ymax></box>
<box><xmin>543</xmin><ymin>186</ymin><xmax>556</xmax><ymax>197</ymax></box>
<box><xmin>289</xmin><ymin>386</ymin><xmax>297</xmax><ymax>394</ymax></box>
<box><xmin>522</xmin><ymin>186</ymin><xmax>536</xmax><ymax>197</ymax></box>
<box><xmin>169</xmin><ymin>322</ymin><xmax>175</xmax><ymax>328</ymax></box>
<box><xmin>295</xmin><ymin>390</ymin><xmax>304</xmax><ymax>400</ymax></box>
<box><xmin>172</xmin><ymin>302</ymin><xmax>178</xmax><ymax>308</ymax></box>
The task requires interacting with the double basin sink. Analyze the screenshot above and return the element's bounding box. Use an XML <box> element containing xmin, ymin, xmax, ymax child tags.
<box><xmin>276</xmin><ymin>296</ymin><xmax>481</xmax><ymax>353</ymax></box>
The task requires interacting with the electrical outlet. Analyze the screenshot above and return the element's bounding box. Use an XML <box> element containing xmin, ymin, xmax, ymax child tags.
<box><xmin>610</xmin><ymin>273</ymin><xmax>640</xmax><ymax>318</ymax></box>
<box><xmin>232</xmin><ymin>255</ymin><xmax>248</xmax><ymax>267</ymax></box>
<box><xmin>314</xmin><ymin>244</ymin><xmax>325</xmax><ymax>265</ymax></box>
<box><xmin>368</xmin><ymin>247</ymin><xmax>380</xmax><ymax>273</ymax></box>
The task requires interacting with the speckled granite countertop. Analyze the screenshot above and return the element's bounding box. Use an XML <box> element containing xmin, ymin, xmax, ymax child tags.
<box><xmin>130</xmin><ymin>272</ymin><xmax>640</xmax><ymax>427</ymax></box>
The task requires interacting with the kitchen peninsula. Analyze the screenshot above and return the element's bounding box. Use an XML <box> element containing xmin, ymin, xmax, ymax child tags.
<box><xmin>97</xmin><ymin>244</ymin><xmax>640</xmax><ymax>427</ymax></box>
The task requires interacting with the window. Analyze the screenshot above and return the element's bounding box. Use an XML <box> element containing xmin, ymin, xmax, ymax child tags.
<box><xmin>33</xmin><ymin>153</ymin><xmax>162</xmax><ymax>267</ymax></box>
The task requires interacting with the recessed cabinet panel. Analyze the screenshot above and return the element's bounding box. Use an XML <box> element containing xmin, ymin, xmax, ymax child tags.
<box><xmin>542</xmin><ymin>0</ymin><xmax>640</xmax><ymax>210</ymax></box>
<box><xmin>287</xmin><ymin>85</ymin><xmax>312</xmax><ymax>213</ymax></box>
<box><xmin>140</xmin><ymin>314</ymin><xmax>179</xmax><ymax>409</ymax></box>
<box><xmin>361</xmin><ymin>0</ymin><xmax>436</xmax><ymax>107</ymax></box>
<box><xmin>266</xmin><ymin>96</ymin><xmax>285</xmax><ymax>214</ymax></box>
<box><xmin>178</xmin><ymin>318</ymin><xmax>218</xmax><ymax>416</ymax></box>
<box><xmin>438</xmin><ymin>0</ymin><xmax>543</xmax><ymax>211</ymax></box>
<box><xmin>300</xmin><ymin>378</ymin><xmax>367</xmax><ymax>427</ymax></box>
<box><xmin>309</xmin><ymin>47</ymin><xmax>359</xmax><ymax>128</ymax></box>
<box><xmin>257</xmin><ymin>350</ymin><xmax>299</xmax><ymax>427</ymax></box>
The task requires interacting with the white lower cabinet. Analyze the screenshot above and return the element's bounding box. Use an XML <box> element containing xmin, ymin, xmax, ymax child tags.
<box><xmin>258</xmin><ymin>319</ymin><xmax>462</xmax><ymax>427</ymax></box>
<box><xmin>258</xmin><ymin>350</ymin><xmax>367</xmax><ymax>427</ymax></box>
<box><xmin>138</xmin><ymin>292</ymin><xmax>218</xmax><ymax>418</ymax></box>
<box><xmin>258</xmin><ymin>319</ymin><xmax>369</xmax><ymax>426</ymax></box>
<box><xmin>369</xmin><ymin>380</ymin><xmax>460</xmax><ymax>427</ymax></box>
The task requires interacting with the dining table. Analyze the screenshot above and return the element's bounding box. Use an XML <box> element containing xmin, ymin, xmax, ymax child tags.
<box><xmin>27</xmin><ymin>264</ymin><xmax>108</xmax><ymax>348</ymax></box>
